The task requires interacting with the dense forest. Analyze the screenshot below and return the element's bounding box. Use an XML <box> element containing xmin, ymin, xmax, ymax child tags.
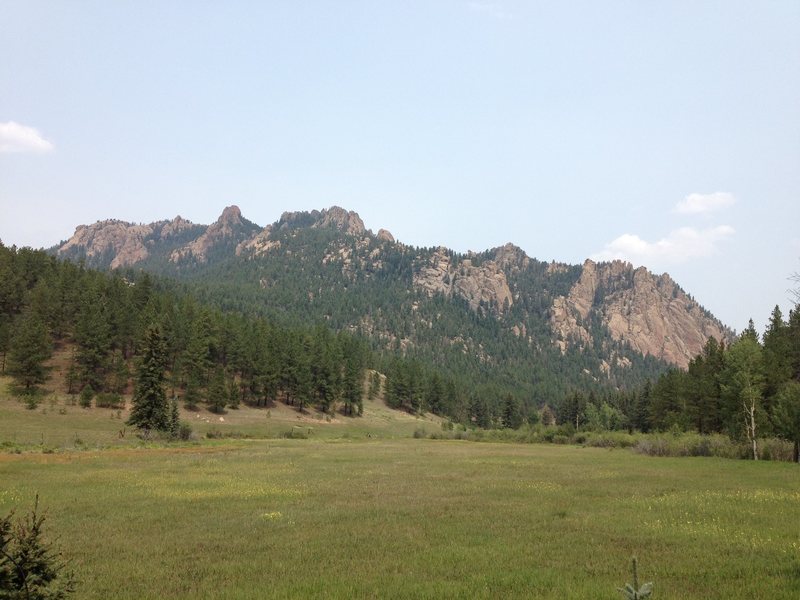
<box><xmin>0</xmin><ymin>243</ymin><xmax>372</xmax><ymax>422</ymax></box>
<box><xmin>1</xmin><ymin>242</ymin><xmax>530</xmax><ymax>426</ymax></box>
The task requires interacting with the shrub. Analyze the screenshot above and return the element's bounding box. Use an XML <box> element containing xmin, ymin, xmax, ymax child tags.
<box><xmin>178</xmin><ymin>422</ymin><xmax>193</xmax><ymax>441</ymax></box>
<box><xmin>583</xmin><ymin>432</ymin><xmax>638</xmax><ymax>449</ymax></box>
<box><xmin>95</xmin><ymin>392</ymin><xmax>124</xmax><ymax>409</ymax></box>
<box><xmin>759</xmin><ymin>438</ymin><xmax>794</xmax><ymax>461</ymax></box>
<box><xmin>284</xmin><ymin>427</ymin><xmax>311</xmax><ymax>439</ymax></box>
<box><xmin>78</xmin><ymin>385</ymin><xmax>94</xmax><ymax>409</ymax></box>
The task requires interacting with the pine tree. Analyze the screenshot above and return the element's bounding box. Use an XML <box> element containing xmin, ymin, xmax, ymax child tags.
<box><xmin>501</xmin><ymin>394</ymin><xmax>523</xmax><ymax>429</ymax></box>
<box><xmin>73</xmin><ymin>290</ymin><xmax>111</xmax><ymax>391</ymax></box>
<box><xmin>127</xmin><ymin>325</ymin><xmax>169</xmax><ymax>432</ymax></box>
<box><xmin>168</xmin><ymin>398</ymin><xmax>181</xmax><ymax>438</ymax></box>
<box><xmin>0</xmin><ymin>496</ymin><xmax>76</xmax><ymax>599</ymax></box>
<box><xmin>617</xmin><ymin>557</ymin><xmax>652</xmax><ymax>599</ymax></box>
<box><xmin>227</xmin><ymin>379</ymin><xmax>240</xmax><ymax>410</ymax></box>
<box><xmin>208</xmin><ymin>365</ymin><xmax>228</xmax><ymax>414</ymax></box>
<box><xmin>762</xmin><ymin>306</ymin><xmax>792</xmax><ymax>412</ymax></box>
<box><xmin>772</xmin><ymin>382</ymin><xmax>800</xmax><ymax>463</ymax></box>
<box><xmin>7</xmin><ymin>311</ymin><xmax>52</xmax><ymax>395</ymax></box>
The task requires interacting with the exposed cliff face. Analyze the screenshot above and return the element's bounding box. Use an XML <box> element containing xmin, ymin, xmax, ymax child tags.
<box><xmin>413</xmin><ymin>248</ymin><xmax>513</xmax><ymax>315</ymax></box>
<box><xmin>57</xmin><ymin>216</ymin><xmax>197</xmax><ymax>269</ymax></box>
<box><xmin>550</xmin><ymin>259</ymin><xmax>732</xmax><ymax>368</ymax></box>
<box><xmin>236</xmin><ymin>225</ymin><xmax>276</xmax><ymax>257</ymax></box>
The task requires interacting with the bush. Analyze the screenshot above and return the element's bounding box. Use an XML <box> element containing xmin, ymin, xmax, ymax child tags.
<box><xmin>95</xmin><ymin>392</ymin><xmax>124</xmax><ymax>409</ymax></box>
<box><xmin>284</xmin><ymin>426</ymin><xmax>311</xmax><ymax>439</ymax></box>
<box><xmin>759</xmin><ymin>438</ymin><xmax>794</xmax><ymax>461</ymax></box>
<box><xmin>178</xmin><ymin>422</ymin><xmax>193</xmax><ymax>441</ymax></box>
<box><xmin>78</xmin><ymin>385</ymin><xmax>94</xmax><ymax>409</ymax></box>
<box><xmin>582</xmin><ymin>431</ymin><xmax>637</xmax><ymax>449</ymax></box>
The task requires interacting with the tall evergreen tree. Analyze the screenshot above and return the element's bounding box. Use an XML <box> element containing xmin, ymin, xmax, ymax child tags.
<box><xmin>73</xmin><ymin>290</ymin><xmax>112</xmax><ymax>391</ymax></box>
<box><xmin>128</xmin><ymin>325</ymin><xmax>169</xmax><ymax>432</ymax></box>
<box><xmin>773</xmin><ymin>382</ymin><xmax>800</xmax><ymax>462</ymax></box>
<box><xmin>762</xmin><ymin>306</ymin><xmax>792</xmax><ymax>402</ymax></box>
<box><xmin>501</xmin><ymin>394</ymin><xmax>523</xmax><ymax>429</ymax></box>
<box><xmin>207</xmin><ymin>365</ymin><xmax>228</xmax><ymax>414</ymax></box>
<box><xmin>6</xmin><ymin>311</ymin><xmax>52</xmax><ymax>394</ymax></box>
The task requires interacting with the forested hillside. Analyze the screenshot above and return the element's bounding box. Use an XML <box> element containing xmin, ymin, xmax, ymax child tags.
<box><xmin>0</xmin><ymin>244</ymin><xmax>371</xmax><ymax>420</ymax></box>
<box><xmin>51</xmin><ymin>205</ymin><xmax>736</xmax><ymax>416</ymax></box>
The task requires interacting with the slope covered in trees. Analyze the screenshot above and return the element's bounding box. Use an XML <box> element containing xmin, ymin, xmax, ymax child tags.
<box><xmin>52</xmin><ymin>207</ymin><xmax>691</xmax><ymax>418</ymax></box>
<box><xmin>0</xmin><ymin>243</ymin><xmax>376</xmax><ymax>423</ymax></box>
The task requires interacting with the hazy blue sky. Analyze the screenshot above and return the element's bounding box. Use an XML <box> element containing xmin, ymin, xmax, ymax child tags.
<box><xmin>2</xmin><ymin>1</ymin><xmax>798</xmax><ymax>332</ymax></box>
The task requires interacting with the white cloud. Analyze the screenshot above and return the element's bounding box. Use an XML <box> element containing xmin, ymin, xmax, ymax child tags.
<box><xmin>468</xmin><ymin>1</ymin><xmax>511</xmax><ymax>19</ymax></box>
<box><xmin>0</xmin><ymin>121</ymin><xmax>54</xmax><ymax>154</ymax></box>
<box><xmin>592</xmin><ymin>225</ymin><xmax>735</xmax><ymax>265</ymax></box>
<box><xmin>675</xmin><ymin>192</ymin><xmax>735</xmax><ymax>215</ymax></box>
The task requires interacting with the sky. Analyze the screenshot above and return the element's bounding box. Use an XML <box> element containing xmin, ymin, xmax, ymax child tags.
<box><xmin>1</xmin><ymin>1</ymin><xmax>799</xmax><ymax>333</ymax></box>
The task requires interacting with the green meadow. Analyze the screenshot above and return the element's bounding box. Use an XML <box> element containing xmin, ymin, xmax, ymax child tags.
<box><xmin>1</xmin><ymin>386</ymin><xmax>799</xmax><ymax>598</ymax></box>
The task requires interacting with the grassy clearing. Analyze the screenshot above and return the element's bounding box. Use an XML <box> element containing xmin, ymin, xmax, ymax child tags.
<box><xmin>1</xmin><ymin>439</ymin><xmax>798</xmax><ymax>599</ymax></box>
<box><xmin>0</xmin><ymin>374</ymin><xmax>441</xmax><ymax>449</ymax></box>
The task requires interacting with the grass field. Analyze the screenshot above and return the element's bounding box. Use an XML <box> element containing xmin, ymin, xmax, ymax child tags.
<box><xmin>2</xmin><ymin>381</ymin><xmax>800</xmax><ymax>598</ymax></box>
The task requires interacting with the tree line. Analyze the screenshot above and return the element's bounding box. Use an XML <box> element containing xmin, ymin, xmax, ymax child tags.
<box><xmin>553</xmin><ymin>306</ymin><xmax>800</xmax><ymax>461</ymax></box>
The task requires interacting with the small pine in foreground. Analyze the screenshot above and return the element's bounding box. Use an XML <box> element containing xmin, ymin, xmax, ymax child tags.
<box><xmin>0</xmin><ymin>495</ymin><xmax>76</xmax><ymax>599</ymax></box>
<box><xmin>618</xmin><ymin>557</ymin><xmax>653</xmax><ymax>599</ymax></box>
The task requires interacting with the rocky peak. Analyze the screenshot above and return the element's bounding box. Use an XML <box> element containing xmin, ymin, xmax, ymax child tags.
<box><xmin>550</xmin><ymin>259</ymin><xmax>733</xmax><ymax>368</ymax></box>
<box><xmin>316</xmin><ymin>206</ymin><xmax>366</xmax><ymax>236</ymax></box>
<box><xmin>493</xmin><ymin>243</ymin><xmax>530</xmax><ymax>271</ymax></box>
<box><xmin>170</xmin><ymin>205</ymin><xmax>255</xmax><ymax>264</ymax></box>
<box><xmin>218</xmin><ymin>205</ymin><xmax>243</xmax><ymax>226</ymax></box>
<box><xmin>58</xmin><ymin>219</ymin><xmax>152</xmax><ymax>269</ymax></box>
<box><xmin>377</xmin><ymin>229</ymin><xmax>395</xmax><ymax>243</ymax></box>
<box><xmin>413</xmin><ymin>248</ymin><xmax>513</xmax><ymax>316</ymax></box>
<box><xmin>161</xmin><ymin>215</ymin><xmax>195</xmax><ymax>237</ymax></box>
<box><xmin>273</xmin><ymin>206</ymin><xmax>365</xmax><ymax>237</ymax></box>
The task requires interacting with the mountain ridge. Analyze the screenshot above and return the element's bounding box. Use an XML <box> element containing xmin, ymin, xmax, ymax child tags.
<box><xmin>54</xmin><ymin>205</ymin><xmax>733</xmax><ymax>374</ymax></box>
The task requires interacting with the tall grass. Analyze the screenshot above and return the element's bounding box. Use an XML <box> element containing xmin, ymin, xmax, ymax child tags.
<box><xmin>415</xmin><ymin>423</ymin><xmax>796</xmax><ymax>461</ymax></box>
